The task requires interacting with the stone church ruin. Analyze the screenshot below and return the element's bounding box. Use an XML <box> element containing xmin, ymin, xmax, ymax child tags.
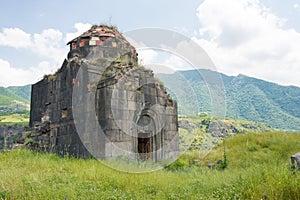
<box><xmin>29</xmin><ymin>25</ymin><xmax>179</xmax><ymax>161</ymax></box>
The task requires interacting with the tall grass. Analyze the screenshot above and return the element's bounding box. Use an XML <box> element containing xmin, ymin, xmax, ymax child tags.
<box><xmin>0</xmin><ymin>132</ymin><xmax>300</xmax><ymax>199</ymax></box>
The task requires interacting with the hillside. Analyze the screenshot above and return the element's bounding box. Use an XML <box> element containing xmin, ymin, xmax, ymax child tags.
<box><xmin>6</xmin><ymin>85</ymin><xmax>31</xmax><ymax>102</ymax></box>
<box><xmin>0</xmin><ymin>132</ymin><xmax>300</xmax><ymax>199</ymax></box>
<box><xmin>0</xmin><ymin>85</ymin><xmax>30</xmax><ymax>104</ymax></box>
<box><xmin>0</xmin><ymin>85</ymin><xmax>31</xmax><ymax>114</ymax></box>
<box><xmin>157</xmin><ymin>69</ymin><xmax>300</xmax><ymax>131</ymax></box>
<box><xmin>178</xmin><ymin>115</ymin><xmax>274</xmax><ymax>152</ymax></box>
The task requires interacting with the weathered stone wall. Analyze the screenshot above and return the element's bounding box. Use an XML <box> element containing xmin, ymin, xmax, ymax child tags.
<box><xmin>29</xmin><ymin>25</ymin><xmax>179</xmax><ymax>160</ymax></box>
<box><xmin>96</xmin><ymin>65</ymin><xmax>179</xmax><ymax>160</ymax></box>
<box><xmin>0</xmin><ymin>125</ymin><xmax>25</xmax><ymax>150</ymax></box>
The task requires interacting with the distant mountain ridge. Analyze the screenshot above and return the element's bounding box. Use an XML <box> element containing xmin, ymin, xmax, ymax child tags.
<box><xmin>1</xmin><ymin>71</ymin><xmax>300</xmax><ymax>131</ymax></box>
<box><xmin>156</xmin><ymin>69</ymin><xmax>300</xmax><ymax>132</ymax></box>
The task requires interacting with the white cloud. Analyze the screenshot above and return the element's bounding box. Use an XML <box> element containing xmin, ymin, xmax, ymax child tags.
<box><xmin>143</xmin><ymin>53</ymin><xmax>189</xmax><ymax>74</ymax></box>
<box><xmin>0</xmin><ymin>23</ymin><xmax>97</xmax><ymax>87</ymax></box>
<box><xmin>0</xmin><ymin>27</ymin><xmax>73</xmax><ymax>86</ymax></box>
<box><xmin>65</xmin><ymin>23</ymin><xmax>92</xmax><ymax>43</ymax></box>
<box><xmin>294</xmin><ymin>3</ymin><xmax>300</xmax><ymax>9</ymax></box>
<box><xmin>32</xmin><ymin>28</ymin><xmax>67</xmax><ymax>63</ymax></box>
<box><xmin>161</xmin><ymin>54</ymin><xmax>188</xmax><ymax>71</ymax></box>
<box><xmin>0</xmin><ymin>28</ymin><xmax>31</xmax><ymax>48</ymax></box>
<box><xmin>0</xmin><ymin>59</ymin><xmax>55</xmax><ymax>86</ymax></box>
<box><xmin>196</xmin><ymin>0</ymin><xmax>300</xmax><ymax>86</ymax></box>
<box><xmin>0</xmin><ymin>27</ymin><xmax>67</xmax><ymax>63</ymax></box>
<box><xmin>137</xmin><ymin>49</ymin><xmax>188</xmax><ymax>71</ymax></box>
<box><xmin>0</xmin><ymin>23</ymin><xmax>98</xmax><ymax>86</ymax></box>
<box><xmin>137</xmin><ymin>49</ymin><xmax>158</xmax><ymax>65</ymax></box>
<box><xmin>137</xmin><ymin>49</ymin><xmax>188</xmax><ymax>73</ymax></box>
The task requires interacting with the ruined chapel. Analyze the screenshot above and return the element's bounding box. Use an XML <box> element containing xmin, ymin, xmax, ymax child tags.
<box><xmin>29</xmin><ymin>25</ymin><xmax>179</xmax><ymax>161</ymax></box>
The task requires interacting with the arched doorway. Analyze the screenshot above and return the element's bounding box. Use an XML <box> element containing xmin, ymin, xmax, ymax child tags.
<box><xmin>137</xmin><ymin>114</ymin><xmax>155</xmax><ymax>161</ymax></box>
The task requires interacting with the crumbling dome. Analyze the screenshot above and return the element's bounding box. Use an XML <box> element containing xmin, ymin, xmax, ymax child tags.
<box><xmin>29</xmin><ymin>25</ymin><xmax>179</xmax><ymax>161</ymax></box>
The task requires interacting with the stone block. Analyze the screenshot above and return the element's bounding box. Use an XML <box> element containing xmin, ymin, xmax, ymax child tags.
<box><xmin>112</xmin><ymin>88</ymin><xmax>126</xmax><ymax>100</ymax></box>
<box><xmin>166</xmin><ymin>106</ymin><xmax>176</xmax><ymax>115</ymax></box>
<box><xmin>106</xmin><ymin>119</ymin><xmax>120</xmax><ymax>130</ymax></box>
<box><xmin>156</xmin><ymin>88</ymin><xmax>166</xmax><ymax>97</ymax></box>
<box><xmin>164</xmin><ymin>130</ymin><xmax>177</xmax><ymax>140</ymax></box>
<box><xmin>105</xmin><ymin>130</ymin><xmax>120</xmax><ymax>142</ymax></box>
<box><xmin>128</xmin><ymin>101</ymin><xmax>137</xmax><ymax>111</ymax></box>
<box><xmin>112</xmin><ymin>109</ymin><xmax>129</xmax><ymax>121</ymax></box>
<box><xmin>291</xmin><ymin>153</ymin><xmax>300</xmax><ymax>169</ymax></box>
<box><xmin>157</xmin><ymin>97</ymin><xmax>167</xmax><ymax>106</ymax></box>
<box><xmin>50</xmin><ymin>128</ymin><xmax>58</xmax><ymax>137</ymax></box>
<box><xmin>166</xmin><ymin>115</ymin><xmax>177</xmax><ymax>123</ymax></box>
<box><xmin>126</xmin><ymin>91</ymin><xmax>136</xmax><ymax>101</ymax></box>
<box><xmin>111</xmin><ymin>98</ymin><xmax>128</xmax><ymax>109</ymax></box>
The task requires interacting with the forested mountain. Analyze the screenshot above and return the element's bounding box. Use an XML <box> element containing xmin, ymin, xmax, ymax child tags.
<box><xmin>157</xmin><ymin>69</ymin><xmax>300</xmax><ymax>131</ymax></box>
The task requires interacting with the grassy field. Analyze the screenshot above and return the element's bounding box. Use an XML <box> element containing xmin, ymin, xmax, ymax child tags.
<box><xmin>0</xmin><ymin>113</ymin><xmax>29</xmax><ymax>124</ymax></box>
<box><xmin>0</xmin><ymin>132</ymin><xmax>300</xmax><ymax>199</ymax></box>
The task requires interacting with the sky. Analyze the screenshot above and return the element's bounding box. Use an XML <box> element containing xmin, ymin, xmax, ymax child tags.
<box><xmin>0</xmin><ymin>0</ymin><xmax>300</xmax><ymax>87</ymax></box>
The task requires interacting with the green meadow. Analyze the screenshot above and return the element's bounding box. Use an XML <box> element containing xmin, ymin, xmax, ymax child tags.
<box><xmin>1</xmin><ymin>132</ymin><xmax>300</xmax><ymax>199</ymax></box>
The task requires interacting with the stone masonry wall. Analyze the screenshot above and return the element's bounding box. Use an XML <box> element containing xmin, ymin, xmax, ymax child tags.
<box><xmin>29</xmin><ymin>25</ymin><xmax>179</xmax><ymax>160</ymax></box>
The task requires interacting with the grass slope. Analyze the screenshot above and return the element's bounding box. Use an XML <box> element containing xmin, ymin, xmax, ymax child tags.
<box><xmin>0</xmin><ymin>85</ymin><xmax>30</xmax><ymax>118</ymax></box>
<box><xmin>0</xmin><ymin>86</ymin><xmax>30</xmax><ymax>105</ymax></box>
<box><xmin>178</xmin><ymin>115</ymin><xmax>274</xmax><ymax>152</ymax></box>
<box><xmin>6</xmin><ymin>85</ymin><xmax>31</xmax><ymax>102</ymax></box>
<box><xmin>1</xmin><ymin>132</ymin><xmax>300</xmax><ymax>199</ymax></box>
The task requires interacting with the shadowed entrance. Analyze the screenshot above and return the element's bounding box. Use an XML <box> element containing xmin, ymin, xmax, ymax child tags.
<box><xmin>138</xmin><ymin>136</ymin><xmax>151</xmax><ymax>160</ymax></box>
<box><xmin>137</xmin><ymin>114</ymin><xmax>154</xmax><ymax>160</ymax></box>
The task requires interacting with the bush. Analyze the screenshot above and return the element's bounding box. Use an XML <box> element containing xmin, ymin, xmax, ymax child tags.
<box><xmin>165</xmin><ymin>157</ymin><xmax>188</xmax><ymax>171</ymax></box>
<box><xmin>25</xmin><ymin>131</ymin><xmax>31</xmax><ymax>137</ymax></box>
<box><xmin>24</xmin><ymin>138</ymin><xmax>35</xmax><ymax>145</ymax></box>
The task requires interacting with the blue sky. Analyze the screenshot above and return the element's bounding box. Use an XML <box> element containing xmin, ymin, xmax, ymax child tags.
<box><xmin>0</xmin><ymin>0</ymin><xmax>201</xmax><ymax>33</ymax></box>
<box><xmin>0</xmin><ymin>0</ymin><xmax>300</xmax><ymax>87</ymax></box>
